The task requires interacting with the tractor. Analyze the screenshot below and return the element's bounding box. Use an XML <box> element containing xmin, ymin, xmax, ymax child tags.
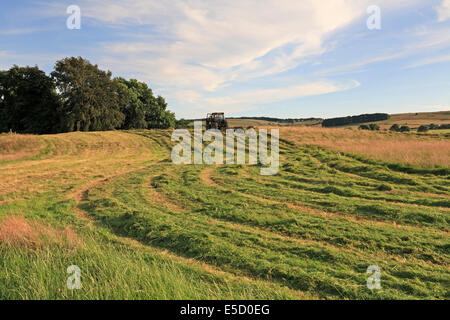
<box><xmin>206</xmin><ymin>112</ymin><xmax>228</xmax><ymax>130</ymax></box>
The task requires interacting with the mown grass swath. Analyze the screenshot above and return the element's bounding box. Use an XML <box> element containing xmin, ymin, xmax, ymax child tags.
<box><xmin>0</xmin><ymin>129</ymin><xmax>449</xmax><ymax>299</ymax></box>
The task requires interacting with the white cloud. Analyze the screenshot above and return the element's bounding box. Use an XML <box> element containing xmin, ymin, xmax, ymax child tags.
<box><xmin>36</xmin><ymin>0</ymin><xmax>429</xmax><ymax>78</ymax></box>
<box><xmin>0</xmin><ymin>27</ymin><xmax>46</xmax><ymax>35</ymax></box>
<box><xmin>412</xmin><ymin>26</ymin><xmax>450</xmax><ymax>50</ymax></box>
<box><xmin>436</xmin><ymin>0</ymin><xmax>450</xmax><ymax>22</ymax></box>
<box><xmin>316</xmin><ymin>52</ymin><xmax>409</xmax><ymax>76</ymax></box>
<box><xmin>74</xmin><ymin>0</ymin><xmax>386</xmax><ymax>91</ymax></box>
<box><xmin>195</xmin><ymin>80</ymin><xmax>360</xmax><ymax>115</ymax></box>
<box><xmin>316</xmin><ymin>23</ymin><xmax>450</xmax><ymax>75</ymax></box>
<box><xmin>406</xmin><ymin>54</ymin><xmax>450</xmax><ymax>68</ymax></box>
<box><xmin>34</xmin><ymin>0</ymin><xmax>427</xmax><ymax>117</ymax></box>
<box><xmin>166</xmin><ymin>90</ymin><xmax>202</xmax><ymax>104</ymax></box>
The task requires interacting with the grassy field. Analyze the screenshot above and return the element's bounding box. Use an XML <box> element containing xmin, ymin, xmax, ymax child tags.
<box><xmin>337</xmin><ymin>111</ymin><xmax>450</xmax><ymax>130</ymax></box>
<box><xmin>278</xmin><ymin>126</ymin><xmax>450</xmax><ymax>167</ymax></box>
<box><xmin>0</xmin><ymin>128</ymin><xmax>449</xmax><ymax>299</ymax></box>
<box><xmin>383</xmin><ymin>111</ymin><xmax>450</xmax><ymax>128</ymax></box>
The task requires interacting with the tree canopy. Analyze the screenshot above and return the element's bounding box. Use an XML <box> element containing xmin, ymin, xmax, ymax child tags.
<box><xmin>114</xmin><ymin>77</ymin><xmax>175</xmax><ymax>130</ymax></box>
<box><xmin>0</xmin><ymin>66</ymin><xmax>61</xmax><ymax>134</ymax></box>
<box><xmin>323</xmin><ymin>113</ymin><xmax>389</xmax><ymax>127</ymax></box>
<box><xmin>51</xmin><ymin>57</ymin><xmax>125</xmax><ymax>132</ymax></box>
<box><xmin>0</xmin><ymin>57</ymin><xmax>177</xmax><ymax>134</ymax></box>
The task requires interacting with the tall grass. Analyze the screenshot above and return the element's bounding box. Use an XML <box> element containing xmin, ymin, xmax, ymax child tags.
<box><xmin>278</xmin><ymin>127</ymin><xmax>450</xmax><ymax>167</ymax></box>
<box><xmin>1</xmin><ymin>235</ymin><xmax>299</xmax><ymax>299</ymax></box>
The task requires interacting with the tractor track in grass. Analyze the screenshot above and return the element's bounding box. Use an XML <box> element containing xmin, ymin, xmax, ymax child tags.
<box><xmin>0</xmin><ymin>198</ymin><xmax>23</xmax><ymax>206</ymax></box>
<box><xmin>185</xmin><ymin>168</ymin><xmax>448</xmax><ymax>267</ymax></box>
<box><xmin>59</xmin><ymin>156</ymin><xmax>449</xmax><ymax>281</ymax></box>
<box><xmin>66</xmin><ymin>164</ymin><xmax>313</xmax><ymax>299</ymax></box>
<box><xmin>255</xmin><ymin>169</ymin><xmax>450</xmax><ymax>212</ymax></box>
<box><xmin>71</xmin><ymin>165</ymin><xmax>399</xmax><ymax>287</ymax></box>
<box><xmin>115</xmin><ymin>233</ymin><xmax>315</xmax><ymax>299</ymax></box>
<box><xmin>199</xmin><ymin>168</ymin><xmax>220</xmax><ymax>187</ymax></box>
<box><xmin>292</xmin><ymin>147</ymin><xmax>449</xmax><ymax>194</ymax></box>
<box><xmin>107</xmin><ymin>169</ymin><xmax>448</xmax><ymax>290</ymax></box>
<box><xmin>203</xmin><ymin>168</ymin><xmax>449</xmax><ymax>236</ymax></box>
<box><xmin>67</xmin><ymin>165</ymin><xmax>152</xmax><ymax>227</ymax></box>
<box><xmin>192</xmin><ymin>210</ymin><xmax>444</xmax><ymax>267</ymax></box>
<box><xmin>148</xmin><ymin>175</ymin><xmax>187</xmax><ymax>213</ymax></box>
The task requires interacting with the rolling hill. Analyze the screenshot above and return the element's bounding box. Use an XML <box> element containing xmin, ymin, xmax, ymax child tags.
<box><xmin>321</xmin><ymin>111</ymin><xmax>450</xmax><ymax>130</ymax></box>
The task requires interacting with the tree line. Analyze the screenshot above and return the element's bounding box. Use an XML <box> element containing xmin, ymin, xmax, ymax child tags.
<box><xmin>390</xmin><ymin>123</ymin><xmax>450</xmax><ymax>133</ymax></box>
<box><xmin>359</xmin><ymin>123</ymin><xmax>380</xmax><ymax>131</ymax></box>
<box><xmin>0</xmin><ymin>57</ymin><xmax>177</xmax><ymax>134</ymax></box>
<box><xmin>322</xmin><ymin>113</ymin><xmax>389</xmax><ymax>127</ymax></box>
<box><xmin>360</xmin><ymin>123</ymin><xmax>450</xmax><ymax>133</ymax></box>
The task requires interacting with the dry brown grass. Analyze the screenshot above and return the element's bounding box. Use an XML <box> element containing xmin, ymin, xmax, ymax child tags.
<box><xmin>0</xmin><ymin>133</ymin><xmax>44</xmax><ymax>161</ymax></box>
<box><xmin>333</xmin><ymin>111</ymin><xmax>450</xmax><ymax>130</ymax></box>
<box><xmin>0</xmin><ymin>131</ymin><xmax>156</xmax><ymax>197</ymax></box>
<box><xmin>199</xmin><ymin>168</ymin><xmax>219</xmax><ymax>187</ymax></box>
<box><xmin>278</xmin><ymin>126</ymin><xmax>450</xmax><ymax>167</ymax></box>
<box><xmin>0</xmin><ymin>215</ymin><xmax>79</xmax><ymax>249</ymax></box>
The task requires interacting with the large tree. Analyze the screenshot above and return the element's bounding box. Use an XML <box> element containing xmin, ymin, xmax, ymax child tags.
<box><xmin>1</xmin><ymin>57</ymin><xmax>176</xmax><ymax>134</ymax></box>
<box><xmin>115</xmin><ymin>77</ymin><xmax>175</xmax><ymax>130</ymax></box>
<box><xmin>51</xmin><ymin>57</ymin><xmax>124</xmax><ymax>132</ymax></box>
<box><xmin>114</xmin><ymin>78</ymin><xmax>149</xmax><ymax>130</ymax></box>
<box><xmin>146</xmin><ymin>95</ymin><xmax>176</xmax><ymax>129</ymax></box>
<box><xmin>0</xmin><ymin>65</ymin><xmax>61</xmax><ymax>134</ymax></box>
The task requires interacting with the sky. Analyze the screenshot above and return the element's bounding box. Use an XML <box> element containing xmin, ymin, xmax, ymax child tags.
<box><xmin>1</xmin><ymin>0</ymin><xmax>450</xmax><ymax>119</ymax></box>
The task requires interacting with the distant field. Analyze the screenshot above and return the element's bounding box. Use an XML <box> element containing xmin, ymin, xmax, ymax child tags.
<box><xmin>0</xmin><ymin>128</ymin><xmax>448</xmax><ymax>299</ymax></box>
<box><xmin>190</xmin><ymin>118</ymin><xmax>322</xmax><ymax>128</ymax></box>
<box><xmin>226</xmin><ymin>118</ymin><xmax>322</xmax><ymax>127</ymax></box>
<box><xmin>343</xmin><ymin>111</ymin><xmax>450</xmax><ymax>130</ymax></box>
<box><xmin>278</xmin><ymin>126</ymin><xmax>450</xmax><ymax>167</ymax></box>
<box><xmin>190</xmin><ymin>111</ymin><xmax>449</xmax><ymax>130</ymax></box>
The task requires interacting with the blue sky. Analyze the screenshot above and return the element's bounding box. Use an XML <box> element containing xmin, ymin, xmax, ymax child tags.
<box><xmin>1</xmin><ymin>0</ymin><xmax>450</xmax><ymax>119</ymax></box>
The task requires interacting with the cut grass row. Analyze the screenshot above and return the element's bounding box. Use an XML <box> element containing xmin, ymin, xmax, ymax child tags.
<box><xmin>82</xmin><ymin>164</ymin><xmax>448</xmax><ymax>299</ymax></box>
<box><xmin>78</xmin><ymin>131</ymin><xmax>449</xmax><ymax>299</ymax></box>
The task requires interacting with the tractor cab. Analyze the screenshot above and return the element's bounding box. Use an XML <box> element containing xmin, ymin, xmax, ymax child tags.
<box><xmin>206</xmin><ymin>112</ymin><xmax>228</xmax><ymax>130</ymax></box>
<box><xmin>207</xmin><ymin>112</ymin><xmax>224</xmax><ymax>120</ymax></box>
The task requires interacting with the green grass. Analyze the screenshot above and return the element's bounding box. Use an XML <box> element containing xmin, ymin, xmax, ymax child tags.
<box><xmin>0</xmin><ymin>129</ymin><xmax>448</xmax><ymax>299</ymax></box>
<box><xmin>1</xmin><ymin>227</ymin><xmax>302</xmax><ymax>300</ymax></box>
